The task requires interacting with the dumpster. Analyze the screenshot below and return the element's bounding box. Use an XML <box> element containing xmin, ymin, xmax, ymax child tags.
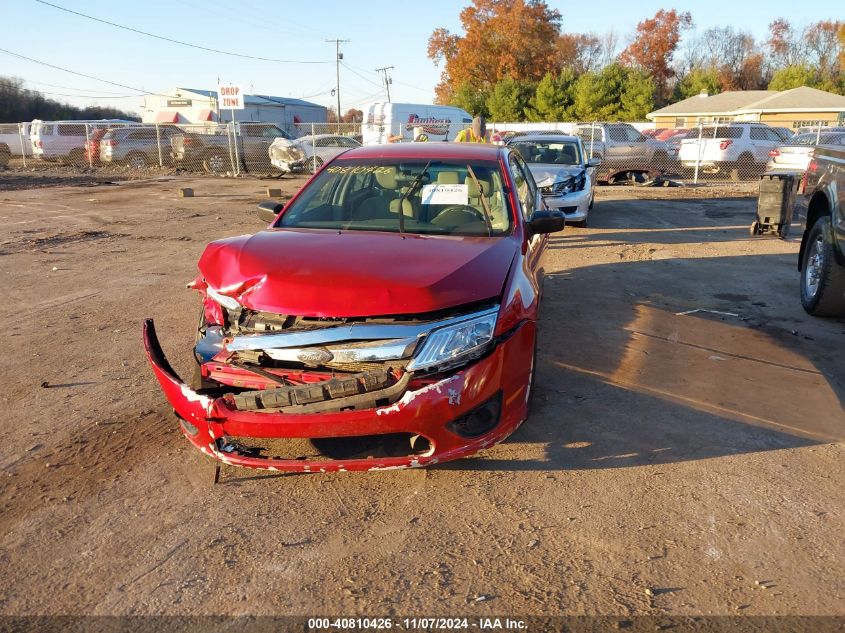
<box><xmin>750</xmin><ymin>172</ymin><xmax>799</xmax><ymax>239</ymax></box>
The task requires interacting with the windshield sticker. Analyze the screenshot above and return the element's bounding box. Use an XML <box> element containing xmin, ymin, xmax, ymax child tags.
<box><xmin>325</xmin><ymin>165</ymin><xmax>396</xmax><ymax>175</ymax></box>
<box><xmin>421</xmin><ymin>183</ymin><xmax>469</xmax><ymax>206</ymax></box>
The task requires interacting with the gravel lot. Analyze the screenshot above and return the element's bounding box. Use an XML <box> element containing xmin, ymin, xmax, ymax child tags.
<box><xmin>0</xmin><ymin>172</ymin><xmax>842</xmax><ymax>618</ymax></box>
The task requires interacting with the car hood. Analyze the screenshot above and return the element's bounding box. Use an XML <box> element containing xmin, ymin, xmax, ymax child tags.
<box><xmin>527</xmin><ymin>165</ymin><xmax>584</xmax><ymax>188</ymax></box>
<box><xmin>198</xmin><ymin>229</ymin><xmax>516</xmax><ymax>317</ymax></box>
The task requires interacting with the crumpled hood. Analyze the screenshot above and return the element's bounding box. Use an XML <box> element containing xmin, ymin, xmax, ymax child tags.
<box><xmin>527</xmin><ymin>165</ymin><xmax>584</xmax><ymax>188</ymax></box>
<box><xmin>198</xmin><ymin>229</ymin><xmax>517</xmax><ymax>317</ymax></box>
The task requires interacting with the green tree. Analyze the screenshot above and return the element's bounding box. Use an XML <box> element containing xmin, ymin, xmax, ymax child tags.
<box><xmin>486</xmin><ymin>77</ymin><xmax>534</xmax><ymax>121</ymax></box>
<box><xmin>449</xmin><ymin>81</ymin><xmax>490</xmax><ymax>117</ymax></box>
<box><xmin>674</xmin><ymin>68</ymin><xmax>722</xmax><ymax>100</ymax></box>
<box><xmin>574</xmin><ymin>64</ymin><xmax>626</xmax><ymax>120</ymax></box>
<box><xmin>620</xmin><ymin>70</ymin><xmax>655</xmax><ymax>120</ymax></box>
<box><xmin>768</xmin><ymin>64</ymin><xmax>819</xmax><ymax>90</ymax></box>
<box><xmin>526</xmin><ymin>70</ymin><xmax>576</xmax><ymax>121</ymax></box>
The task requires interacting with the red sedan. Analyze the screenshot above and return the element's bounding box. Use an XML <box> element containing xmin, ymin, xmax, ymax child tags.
<box><xmin>144</xmin><ymin>143</ymin><xmax>565</xmax><ymax>472</ymax></box>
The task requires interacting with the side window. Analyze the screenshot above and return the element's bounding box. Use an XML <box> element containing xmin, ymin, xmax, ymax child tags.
<box><xmin>58</xmin><ymin>124</ymin><xmax>86</xmax><ymax>136</ymax></box>
<box><xmin>750</xmin><ymin>127</ymin><xmax>767</xmax><ymax>140</ymax></box>
<box><xmin>766</xmin><ymin>128</ymin><xmax>782</xmax><ymax>142</ymax></box>
<box><xmin>509</xmin><ymin>154</ymin><xmax>536</xmax><ymax>221</ymax></box>
<box><xmin>626</xmin><ymin>127</ymin><xmax>646</xmax><ymax>142</ymax></box>
<box><xmin>608</xmin><ymin>127</ymin><xmax>627</xmax><ymax>142</ymax></box>
<box><xmin>339</xmin><ymin>137</ymin><xmax>359</xmax><ymax>147</ymax></box>
<box><xmin>316</xmin><ymin>137</ymin><xmax>331</xmax><ymax>147</ymax></box>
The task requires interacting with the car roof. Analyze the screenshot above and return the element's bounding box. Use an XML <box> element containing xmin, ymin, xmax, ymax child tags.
<box><xmin>507</xmin><ymin>134</ymin><xmax>580</xmax><ymax>143</ymax></box>
<box><xmin>336</xmin><ymin>142</ymin><xmax>505</xmax><ymax>162</ymax></box>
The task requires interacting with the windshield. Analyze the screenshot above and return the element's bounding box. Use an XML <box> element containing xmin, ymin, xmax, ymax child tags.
<box><xmin>278</xmin><ymin>159</ymin><xmax>512</xmax><ymax>236</ymax></box>
<box><xmin>510</xmin><ymin>140</ymin><xmax>582</xmax><ymax>166</ymax></box>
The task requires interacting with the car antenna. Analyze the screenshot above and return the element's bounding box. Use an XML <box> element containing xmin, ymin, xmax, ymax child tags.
<box><xmin>398</xmin><ymin>160</ymin><xmax>431</xmax><ymax>238</ymax></box>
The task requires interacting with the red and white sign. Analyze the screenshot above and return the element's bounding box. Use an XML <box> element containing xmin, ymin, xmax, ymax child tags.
<box><xmin>217</xmin><ymin>84</ymin><xmax>245</xmax><ymax>110</ymax></box>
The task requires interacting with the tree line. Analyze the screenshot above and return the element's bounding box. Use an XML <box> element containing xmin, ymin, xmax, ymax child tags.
<box><xmin>428</xmin><ymin>1</ymin><xmax>845</xmax><ymax>122</ymax></box>
<box><xmin>0</xmin><ymin>77</ymin><xmax>139</xmax><ymax>124</ymax></box>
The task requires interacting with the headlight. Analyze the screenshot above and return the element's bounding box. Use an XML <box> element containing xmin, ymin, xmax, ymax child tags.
<box><xmin>207</xmin><ymin>286</ymin><xmax>241</xmax><ymax>311</ymax></box>
<box><xmin>407</xmin><ymin>308</ymin><xmax>498</xmax><ymax>371</ymax></box>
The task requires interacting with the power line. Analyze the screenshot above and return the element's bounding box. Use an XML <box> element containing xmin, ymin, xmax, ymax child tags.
<box><xmin>32</xmin><ymin>0</ymin><xmax>330</xmax><ymax>65</ymax></box>
<box><xmin>35</xmin><ymin>91</ymin><xmax>138</xmax><ymax>99</ymax></box>
<box><xmin>0</xmin><ymin>47</ymin><xmax>166</xmax><ymax>96</ymax></box>
<box><xmin>340</xmin><ymin>62</ymin><xmax>383</xmax><ymax>89</ymax></box>
<box><xmin>22</xmin><ymin>79</ymin><xmax>133</xmax><ymax>95</ymax></box>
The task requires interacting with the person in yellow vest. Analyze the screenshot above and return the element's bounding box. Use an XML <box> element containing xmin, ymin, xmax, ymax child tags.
<box><xmin>455</xmin><ymin>116</ymin><xmax>489</xmax><ymax>143</ymax></box>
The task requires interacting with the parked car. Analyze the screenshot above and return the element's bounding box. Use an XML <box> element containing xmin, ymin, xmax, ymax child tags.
<box><xmin>793</xmin><ymin>143</ymin><xmax>845</xmax><ymax>316</ymax></box>
<box><xmin>0</xmin><ymin>122</ymin><xmax>31</xmax><ymax>165</ymax></box>
<box><xmin>677</xmin><ymin>123</ymin><xmax>784</xmax><ymax>178</ymax></box>
<box><xmin>100</xmin><ymin>125</ymin><xmax>182</xmax><ymax>168</ymax></box>
<box><xmin>31</xmin><ymin>119</ymin><xmax>134</xmax><ymax>164</ymax></box>
<box><xmin>770</xmin><ymin>126</ymin><xmax>795</xmax><ymax>142</ymax></box>
<box><xmin>143</xmin><ymin>142</ymin><xmax>564</xmax><ymax>472</ymax></box>
<box><xmin>573</xmin><ymin>122</ymin><xmax>670</xmax><ymax>182</ymax></box>
<box><xmin>766</xmin><ymin>131</ymin><xmax>845</xmax><ymax>174</ymax></box>
<box><xmin>84</xmin><ymin>128</ymin><xmax>108</xmax><ymax>166</ymax></box>
<box><xmin>290</xmin><ymin>133</ymin><xmax>361</xmax><ymax>171</ymax></box>
<box><xmin>506</xmin><ymin>133</ymin><xmax>598</xmax><ymax>227</ymax></box>
<box><xmin>171</xmin><ymin>122</ymin><xmax>304</xmax><ymax>174</ymax></box>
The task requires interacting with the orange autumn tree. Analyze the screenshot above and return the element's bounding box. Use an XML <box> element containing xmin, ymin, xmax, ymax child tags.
<box><xmin>427</xmin><ymin>0</ymin><xmax>561</xmax><ymax>105</ymax></box>
<box><xmin>619</xmin><ymin>9</ymin><xmax>692</xmax><ymax>105</ymax></box>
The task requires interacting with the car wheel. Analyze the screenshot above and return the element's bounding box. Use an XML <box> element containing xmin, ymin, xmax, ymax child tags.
<box><xmin>588</xmin><ymin>194</ymin><xmax>594</xmax><ymax>210</ymax></box>
<box><xmin>749</xmin><ymin>221</ymin><xmax>760</xmax><ymax>236</ymax></box>
<box><xmin>126</xmin><ymin>152</ymin><xmax>149</xmax><ymax>169</ymax></box>
<box><xmin>800</xmin><ymin>217</ymin><xmax>845</xmax><ymax>317</ymax></box>
<box><xmin>67</xmin><ymin>148</ymin><xmax>87</xmax><ymax>166</ymax></box>
<box><xmin>308</xmin><ymin>156</ymin><xmax>323</xmax><ymax>172</ymax></box>
<box><xmin>203</xmin><ymin>151</ymin><xmax>229</xmax><ymax>174</ymax></box>
<box><xmin>0</xmin><ymin>146</ymin><xmax>10</xmax><ymax>168</ymax></box>
<box><xmin>734</xmin><ymin>153</ymin><xmax>755</xmax><ymax>180</ymax></box>
<box><xmin>526</xmin><ymin>328</ymin><xmax>538</xmax><ymax>417</ymax></box>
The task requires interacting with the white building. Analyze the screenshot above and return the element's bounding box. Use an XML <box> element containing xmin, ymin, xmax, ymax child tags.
<box><xmin>140</xmin><ymin>87</ymin><xmax>327</xmax><ymax>132</ymax></box>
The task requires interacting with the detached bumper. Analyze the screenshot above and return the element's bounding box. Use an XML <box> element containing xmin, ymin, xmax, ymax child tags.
<box><xmin>142</xmin><ymin>319</ymin><xmax>535</xmax><ymax>472</ymax></box>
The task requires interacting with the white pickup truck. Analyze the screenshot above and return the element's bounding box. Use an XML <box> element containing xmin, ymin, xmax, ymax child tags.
<box><xmin>0</xmin><ymin>122</ymin><xmax>30</xmax><ymax>165</ymax></box>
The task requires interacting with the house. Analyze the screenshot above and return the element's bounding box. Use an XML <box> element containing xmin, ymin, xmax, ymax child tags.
<box><xmin>140</xmin><ymin>88</ymin><xmax>327</xmax><ymax>132</ymax></box>
<box><xmin>647</xmin><ymin>86</ymin><xmax>845</xmax><ymax>129</ymax></box>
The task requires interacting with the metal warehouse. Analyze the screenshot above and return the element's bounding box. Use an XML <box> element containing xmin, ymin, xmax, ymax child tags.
<box><xmin>140</xmin><ymin>87</ymin><xmax>327</xmax><ymax>132</ymax></box>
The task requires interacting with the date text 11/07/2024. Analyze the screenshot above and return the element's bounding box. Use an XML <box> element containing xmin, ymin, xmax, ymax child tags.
<box><xmin>306</xmin><ymin>618</ymin><xmax>528</xmax><ymax>630</ymax></box>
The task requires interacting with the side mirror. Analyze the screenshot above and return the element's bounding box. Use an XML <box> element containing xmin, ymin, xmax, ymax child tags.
<box><xmin>257</xmin><ymin>200</ymin><xmax>283</xmax><ymax>224</ymax></box>
<box><xmin>587</xmin><ymin>157</ymin><xmax>601</xmax><ymax>168</ymax></box>
<box><xmin>527</xmin><ymin>209</ymin><xmax>565</xmax><ymax>237</ymax></box>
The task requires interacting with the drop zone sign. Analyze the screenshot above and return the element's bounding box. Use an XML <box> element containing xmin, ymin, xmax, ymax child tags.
<box><xmin>217</xmin><ymin>84</ymin><xmax>245</xmax><ymax>110</ymax></box>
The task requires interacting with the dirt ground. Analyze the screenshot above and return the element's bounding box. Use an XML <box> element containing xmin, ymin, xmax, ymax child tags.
<box><xmin>0</xmin><ymin>172</ymin><xmax>843</xmax><ymax>619</ymax></box>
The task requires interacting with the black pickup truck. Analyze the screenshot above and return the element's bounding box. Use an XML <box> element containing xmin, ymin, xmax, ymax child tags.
<box><xmin>794</xmin><ymin>144</ymin><xmax>845</xmax><ymax>317</ymax></box>
<box><xmin>170</xmin><ymin>122</ymin><xmax>303</xmax><ymax>174</ymax></box>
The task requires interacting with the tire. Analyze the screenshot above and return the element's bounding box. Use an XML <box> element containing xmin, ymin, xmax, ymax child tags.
<box><xmin>203</xmin><ymin>151</ymin><xmax>229</xmax><ymax>174</ymax></box>
<box><xmin>67</xmin><ymin>148</ymin><xmax>86</xmax><ymax>166</ymax></box>
<box><xmin>749</xmin><ymin>221</ymin><xmax>760</xmax><ymax>236</ymax></box>
<box><xmin>308</xmin><ymin>155</ymin><xmax>323</xmax><ymax>172</ymax></box>
<box><xmin>0</xmin><ymin>145</ymin><xmax>10</xmax><ymax>168</ymax></box>
<box><xmin>126</xmin><ymin>152</ymin><xmax>149</xmax><ymax>169</ymax></box>
<box><xmin>734</xmin><ymin>153</ymin><xmax>755</xmax><ymax>181</ymax></box>
<box><xmin>588</xmin><ymin>194</ymin><xmax>594</xmax><ymax>210</ymax></box>
<box><xmin>800</xmin><ymin>217</ymin><xmax>845</xmax><ymax>317</ymax></box>
<box><xmin>526</xmin><ymin>328</ymin><xmax>539</xmax><ymax>417</ymax></box>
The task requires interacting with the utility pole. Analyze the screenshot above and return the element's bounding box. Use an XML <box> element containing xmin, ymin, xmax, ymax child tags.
<box><xmin>326</xmin><ymin>38</ymin><xmax>350</xmax><ymax>121</ymax></box>
<box><xmin>375</xmin><ymin>66</ymin><xmax>394</xmax><ymax>102</ymax></box>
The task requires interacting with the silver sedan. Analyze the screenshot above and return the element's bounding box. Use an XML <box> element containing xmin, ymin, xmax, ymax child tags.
<box><xmin>506</xmin><ymin>134</ymin><xmax>599</xmax><ymax>227</ymax></box>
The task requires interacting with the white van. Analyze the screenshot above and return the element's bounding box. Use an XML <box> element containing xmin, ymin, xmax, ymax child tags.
<box><xmin>31</xmin><ymin>119</ymin><xmax>134</xmax><ymax>162</ymax></box>
<box><xmin>0</xmin><ymin>122</ymin><xmax>31</xmax><ymax>160</ymax></box>
<box><xmin>362</xmin><ymin>102</ymin><xmax>473</xmax><ymax>145</ymax></box>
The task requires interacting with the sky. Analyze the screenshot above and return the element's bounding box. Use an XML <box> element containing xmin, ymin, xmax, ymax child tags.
<box><xmin>2</xmin><ymin>0</ymin><xmax>843</xmax><ymax>115</ymax></box>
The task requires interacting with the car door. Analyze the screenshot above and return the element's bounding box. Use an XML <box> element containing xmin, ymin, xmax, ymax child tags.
<box><xmin>606</xmin><ymin>125</ymin><xmax>630</xmax><ymax>166</ymax></box>
<box><xmin>625</xmin><ymin>125</ymin><xmax>650</xmax><ymax>163</ymax></box>
<box><xmin>509</xmin><ymin>152</ymin><xmax>545</xmax><ymax>278</ymax></box>
<box><xmin>748</xmin><ymin>126</ymin><xmax>772</xmax><ymax>162</ymax></box>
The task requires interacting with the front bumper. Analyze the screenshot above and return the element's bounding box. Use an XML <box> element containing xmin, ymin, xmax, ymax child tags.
<box><xmin>270</xmin><ymin>158</ymin><xmax>307</xmax><ymax>173</ymax></box>
<box><xmin>543</xmin><ymin>188</ymin><xmax>590</xmax><ymax>222</ymax></box>
<box><xmin>143</xmin><ymin>318</ymin><xmax>535</xmax><ymax>472</ymax></box>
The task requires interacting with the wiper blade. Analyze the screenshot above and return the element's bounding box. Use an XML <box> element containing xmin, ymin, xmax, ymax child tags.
<box><xmin>465</xmin><ymin>165</ymin><xmax>493</xmax><ymax>237</ymax></box>
<box><xmin>398</xmin><ymin>160</ymin><xmax>432</xmax><ymax>237</ymax></box>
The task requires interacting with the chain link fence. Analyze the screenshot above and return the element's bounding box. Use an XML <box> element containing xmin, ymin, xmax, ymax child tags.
<box><xmin>2</xmin><ymin>118</ymin><xmax>842</xmax><ymax>184</ymax></box>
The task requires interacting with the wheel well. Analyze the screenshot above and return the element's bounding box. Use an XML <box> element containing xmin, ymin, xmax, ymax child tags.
<box><xmin>799</xmin><ymin>192</ymin><xmax>832</xmax><ymax>270</ymax></box>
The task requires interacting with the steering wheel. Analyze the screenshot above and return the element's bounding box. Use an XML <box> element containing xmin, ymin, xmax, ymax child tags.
<box><xmin>432</xmin><ymin>205</ymin><xmax>486</xmax><ymax>224</ymax></box>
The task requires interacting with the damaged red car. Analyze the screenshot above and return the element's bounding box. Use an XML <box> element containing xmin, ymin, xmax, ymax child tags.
<box><xmin>144</xmin><ymin>143</ymin><xmax>565</xmax><ymax>472</ymax></box>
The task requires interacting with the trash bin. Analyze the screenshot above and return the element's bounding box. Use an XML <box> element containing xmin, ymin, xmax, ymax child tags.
<box><xmin>750</xmin><ymin>172</ymin><xmax>799</xmax><ymax>239</ymax></box>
